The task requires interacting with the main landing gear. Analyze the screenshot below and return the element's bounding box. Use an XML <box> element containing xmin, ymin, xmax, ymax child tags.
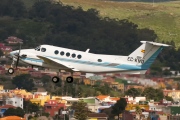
<box><xmin>51</xmin><ymin>76</ymin><xmax>74</xmax><ymax>83</ymax></box>
<box><xmin>51</xmin><ymin>71</ymin><xmax>74</xmax><ymax>83</ymax></box>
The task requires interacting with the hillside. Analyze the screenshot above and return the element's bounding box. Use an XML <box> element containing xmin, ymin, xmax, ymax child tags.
<box><xmin>59</xmin><ymin>0</ymin><xmax>180</xmax><ymax>47</ymax></box>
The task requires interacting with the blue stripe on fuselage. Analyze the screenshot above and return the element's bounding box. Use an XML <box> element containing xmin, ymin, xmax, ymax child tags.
<box><xmin>21</xmin><ymin>56</ymin><xmax>142</xmax><ymax>70</ymax></box>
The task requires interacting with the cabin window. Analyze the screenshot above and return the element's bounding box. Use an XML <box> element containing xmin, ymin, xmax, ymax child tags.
<box><xmin>60</xmin><ymin>51</ymin><xmax>64</xmax><ymax>56</ymax></box>
<box><xmin>77</xmin><ymin>55</ymin><xmax>82</xmax><ymax>59</ymax></box>
<box><xmin>66</xmin><ymin>52</ymin><xmax>70</xmax><ymax>57</ymax></box>
<box><xmin>98</xmin><ymin>59</ymin><xmax>102</xmax><ymax>62</ymax></box>
<box><xmin>41</xmin><ymin>48</ymin><xmax>46</xmax><ymax>52</ymax></box>
<box><xmin>54</xmin><ymin>50</ymin><xmax>59</xmax><ymax>55</ymax></box>
<box><xmin>35</xmin><ymin>46</ymin><xmax>40</xmax><ymax>51</ymax></box>
<box><xmin>72</xmin><ymin>53</ymin><xmax>76</xmax><ymax>58</ymax></box>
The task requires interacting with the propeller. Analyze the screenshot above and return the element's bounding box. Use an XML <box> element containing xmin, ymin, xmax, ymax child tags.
<box><xmin>15</xmin><ymin>42</ymin><xmax>22</xmax><ymax>69</ymax></box>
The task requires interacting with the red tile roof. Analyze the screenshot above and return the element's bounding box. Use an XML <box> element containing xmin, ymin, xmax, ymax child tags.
<box><xmin>88</xmin><ymin>113</ymin><xmax>108</xmax><ymax>118</ymax></box>
<box><xmin>0</xmin><ymin>105</ymin><xmax>16</xmax><ymax>109</ymax></box>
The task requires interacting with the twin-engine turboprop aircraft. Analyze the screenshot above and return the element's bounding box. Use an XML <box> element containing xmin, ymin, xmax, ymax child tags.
<box><xmin>8</xmin><ymin>41</ymin><xmax>170</xmax><ymax>83</ymax></box>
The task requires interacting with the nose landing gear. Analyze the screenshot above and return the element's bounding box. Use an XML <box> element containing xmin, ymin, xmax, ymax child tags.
<box><xmin>8</xmin><ymin>68</ymin><xmax>15</xmax><ymax>74</ymax></box>
<box><xmin>7</xmin><ymin>60</ymin><xmax>16</xmax><ymax>74</ymax></box>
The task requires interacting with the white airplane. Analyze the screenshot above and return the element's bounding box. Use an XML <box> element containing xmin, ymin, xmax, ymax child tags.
<box><xmin>8</xmin><ymin>41</ymin><xmax>170</xmax><ymax>83</ymax></box>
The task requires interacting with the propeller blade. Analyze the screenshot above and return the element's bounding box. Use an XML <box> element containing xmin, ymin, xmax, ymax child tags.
<box><xmin>15</xmin><ymin>43</ymin><xmax>22</xmax><ymax>69</ymax></box>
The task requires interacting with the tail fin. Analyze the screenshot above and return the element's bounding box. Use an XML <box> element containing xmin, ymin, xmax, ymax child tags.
<box><xmin>127</xmin><ymin>41</ymin><xmax>170</xmax><ymax>69</ymax></box>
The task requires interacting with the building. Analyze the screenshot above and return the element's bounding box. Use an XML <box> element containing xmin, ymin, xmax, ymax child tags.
<box><xmin>5</xmin><ymin>96</ymin><xmax>23</xmax><ymax>109</ymax></box>
<box><xmin>0</xmin><ymin>105</ymin><xmax>16</xmax><ymax>117</ymax></box>
<box><xmin>87</xmin><ymin>113</ymin><xmax>108</xmax><ymax>120</ymax></box>
<box><xmin>44</xmin><ymin>100</ymin><xmax>65</xmax><ymax>117</ymax></box>
<box><xmin>0</xmin><ymin>116</ymin><xmax>25</xmax><ymax>120</ymax></box>
<box><xmin>9</xmin><ymin>89</ymin><xmax>33</xmax><ymax>100</ymax></box>
<box><xmin>0</xmin><ymin>43</ymin><xmax>12</xmax><ymax>55</ymax></box>
<box><xmin>5</xmin><ymin>36</ymin><xmax>23</xmax><ymax>44</ymax></box>
<box><xmin>163</xmin><ymin>89</ymin><xmax>180</xmax><ymax>101</ymax></box>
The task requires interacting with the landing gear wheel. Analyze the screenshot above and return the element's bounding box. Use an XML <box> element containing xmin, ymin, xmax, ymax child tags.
<box><xmin>8</xmin><ymin>68</ymin><xmax>14</xmax><ymax>74</ymax></box>
<box><xmin>52</xmin><ymin>76</ymin><xmax>59</xmax><ymax>83</ymax></box>
<box><xmin>66</xmin><ymin>76</ymin><xmax>73</xmax><ymax>83</ymax></box>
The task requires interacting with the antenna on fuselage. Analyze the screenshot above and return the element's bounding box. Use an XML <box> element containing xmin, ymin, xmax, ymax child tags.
<box><xmin>85</xmin><ymin>49</ymin><xmax>90</xmax><ymax>53</ymax></box>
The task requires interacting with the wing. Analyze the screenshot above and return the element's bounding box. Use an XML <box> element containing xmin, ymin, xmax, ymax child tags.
<box><xmin>37</xmin><ymin>55</ymin><xmax>80</xmax><ymax>72</ymax></box>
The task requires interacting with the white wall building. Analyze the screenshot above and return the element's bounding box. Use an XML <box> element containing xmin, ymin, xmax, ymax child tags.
<box><xmin>6</xmin><ymin>96</ymin><xmax>23</xmax><ymax>109</ymax></box>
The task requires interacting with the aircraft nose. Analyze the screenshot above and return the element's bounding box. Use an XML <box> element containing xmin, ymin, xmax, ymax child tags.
<box><xmin>10</xmin><ymin>50</ymin><xmax>19</xmax><ymax>56</ymax></box>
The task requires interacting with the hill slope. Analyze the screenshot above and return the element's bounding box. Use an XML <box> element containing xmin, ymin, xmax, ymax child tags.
<box><xmin>59</xmin><ymin>0</ymin><xmax>180</xmax><ymax>47</ymax></box>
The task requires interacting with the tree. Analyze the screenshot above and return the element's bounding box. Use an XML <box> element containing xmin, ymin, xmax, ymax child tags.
<box><xmin>111</xmin><ymin>98</ymin><xmax>127</xmax><ymax>120</ymax></box>
<box><xmin>72</xmin><ymin>100</ymin><xmax>89</xmax><ymax>120</ymax></box>
<box><xmin>23</xmin><ymin>100</ymin><xmax>40</xmax><ymax>113</ymax></box>
<box><xmin>0</xmin><ymin>49</ymin><xmax>3</xmax><ymax>57</ymax></box>
<box><xmin>135</xmin><ymin>106</ymin><xmax>142</xmax><ymax>120</ymax></box>
<box><xmin>165</xmin><ymin>96</ymin><xmax>174</xmax><ymax>102</ymax></box>
<box><xmin>125</xmin><ymin>88</ymin><xmax>142</xmax><ymax>98</ymax></box>
<box><xmin>142</xmin><ymin>87</ymin><xmax>164</xmax><ymax>102</ymax></box>
<box><xmin>12</xmin><ymin>74</ymin><xmax>34</xmax><ymax>91</ymax></box>
<box><xmin>4</xmin><ymin>107</ymin><xmax>25</xmax><ymax>117</ymax></box>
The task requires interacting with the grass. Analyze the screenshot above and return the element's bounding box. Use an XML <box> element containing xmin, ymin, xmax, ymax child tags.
<box><xmin>59</xmin><ymin>0</ymin><xmax>180</xmax><ymax>47</ymax></box>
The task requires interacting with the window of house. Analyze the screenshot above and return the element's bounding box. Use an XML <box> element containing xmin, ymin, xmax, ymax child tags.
<box><xmin>60</xmin><ymin>51</ymin><xmax>64</xmax><ymax>56</ymax></box>
<box><xmin>41</xmin><ymin>48</ymin><xmax>46</xmax><ymax>52</ymax></box>
<box><xmin>54</xmin><ymin>50</ymin><xmax>59</xmax><ymax>55</ymax></box>
<box><xmin>66</xmin><ymin>52</ymin><xmax>70</xmax><ymax>57</ymax></box>
<box><xmin>47</xmin><ymin>106</ymin><xmax>51</xmax><ymax>109</ymax></box>
<box><xmin>77</xmin><ymin>55</ymin><xmax>82</xmax><ymax>59</ymax></box>
<box><xmin>72</xmin><ymin>53</ymin><xmax>76</xmax><ymax>58</ymax></box>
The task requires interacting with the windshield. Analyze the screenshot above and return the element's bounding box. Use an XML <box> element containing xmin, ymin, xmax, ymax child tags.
<box><xmin>34</xmin><ymin>46</ymin><xmax>41</xmax><ymax>51</ymax></box>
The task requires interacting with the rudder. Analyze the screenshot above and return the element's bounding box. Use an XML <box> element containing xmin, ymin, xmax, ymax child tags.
<box><xmin>127</xmin><ymin>41</ymin><xmax>170</xmax><ymax>69</ymax></box>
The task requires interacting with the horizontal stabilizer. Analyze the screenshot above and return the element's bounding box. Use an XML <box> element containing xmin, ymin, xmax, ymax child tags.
<box><xmin>140</xmin><ymin>41</ymin><xmax>170</xmax><ymax>47</ymax></box>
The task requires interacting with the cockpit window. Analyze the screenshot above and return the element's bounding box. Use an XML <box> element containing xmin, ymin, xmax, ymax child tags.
<box><xmin>41</xmin><ymin>48</ymin><xmax>46</xmax><ymax>52</ymax></box>
<box><xmin>35</xmin><ymin>46</ymin><xmax>41</xmax><ymax>51</ymax></box>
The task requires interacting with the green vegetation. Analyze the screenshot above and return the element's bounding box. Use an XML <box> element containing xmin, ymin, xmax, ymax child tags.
<box><xmin>60</xmin><ymin>0</ymin><xmax>180</xmax><ymax>47</ymax></box>
<box><xmin>72</xmin><ymin>100</ymin><xmax>89</xmax><ymax>120</ymax></box>
<box><xmin>4</xmin><ymin>107</ymin><xmax>25</xmax><ymax>117</ymax></box>
<box><xmin>12</xmin><ymin>74</ymin><xmax>35</xmax><ymax>91</ymax></box>
<box><xmin>125</xmin><ymin>88</ymin><xmax>142</xmax><ymax>98</ymax></box>
<box><xmin>142</xmin><ymin>87</ymin><xmax>164</xmax><ymax>101</ymax></box>
<box><xmin>115</xmin><ymin>79</ymin><xmax>128</xmax><ymax>85</ymax></box>
<box><xmin>111</xmin><ymin>98</ymin><xmax>127</xmax><ymax>120</ymax></box>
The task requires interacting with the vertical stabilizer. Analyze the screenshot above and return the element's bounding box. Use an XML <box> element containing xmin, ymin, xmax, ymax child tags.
<box><xmin>127</xmin><ymin>41</ymin><xmax>170</xmax><ymax>69</ymax></box>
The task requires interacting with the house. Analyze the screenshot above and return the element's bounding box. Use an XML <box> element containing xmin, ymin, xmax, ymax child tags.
<box><xmin>44</xmin><ymin>100</ymin><xmax>65</xmax><ymax>117</ymax></box>
<box><xmin>0</xmin><ymin>43</ymin><xmax>12</xmax><ymax>55</ymax></box>
<box><xmin>121</xmin><ymin>111</ymin><xmax>135</xmax><ymax>120</ymax></box>
<box><xmin>163</xmin><ymin>89</ymin><xmax>180</xmax><ymax>101</ymax></box>
<box><xmin>5</xmin><ymin>96</ymin><xmax>23</xmax><ymax>109</ymax></box>
<box><xmin>0</xmin><ymin>116</ymin><xmax>25</xmax><ymax>120</ymax></box>
<box><xmin>125</xmin><ymin>85</ymin><xmax>144</xmax><ymax>91</ymax></box>
<box><xmin>0</xmin><ymin>105</ymin><xmax>16</xmax><ymax>117</ymax></box>
<box><xmin>10</xmin><ymin>89</ymin><xmax>33</xmax><ymax>100</ymax></box>
<box><xmin>83</xmin><ymin>78</ymin><xmax>91</xmax><ymax>85</ymax></box>
<box><xmin>87</xmin><ymin>113</ymin><xmax>108</xmax><ymax>120</ymax></box>
<box><xmin>30</xmin><ymin>92</ymin><xmax>50</xmax><ymax>106</ymax></box>
<box><xmin>5</xmin><ymin>36</ymin><xmax>23</xmax><ymax>44</ymax></box>
<box><xmin>0</xmin><ymin>66</ymin><xmax>5</xmax><ymax>75</ymax></box>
